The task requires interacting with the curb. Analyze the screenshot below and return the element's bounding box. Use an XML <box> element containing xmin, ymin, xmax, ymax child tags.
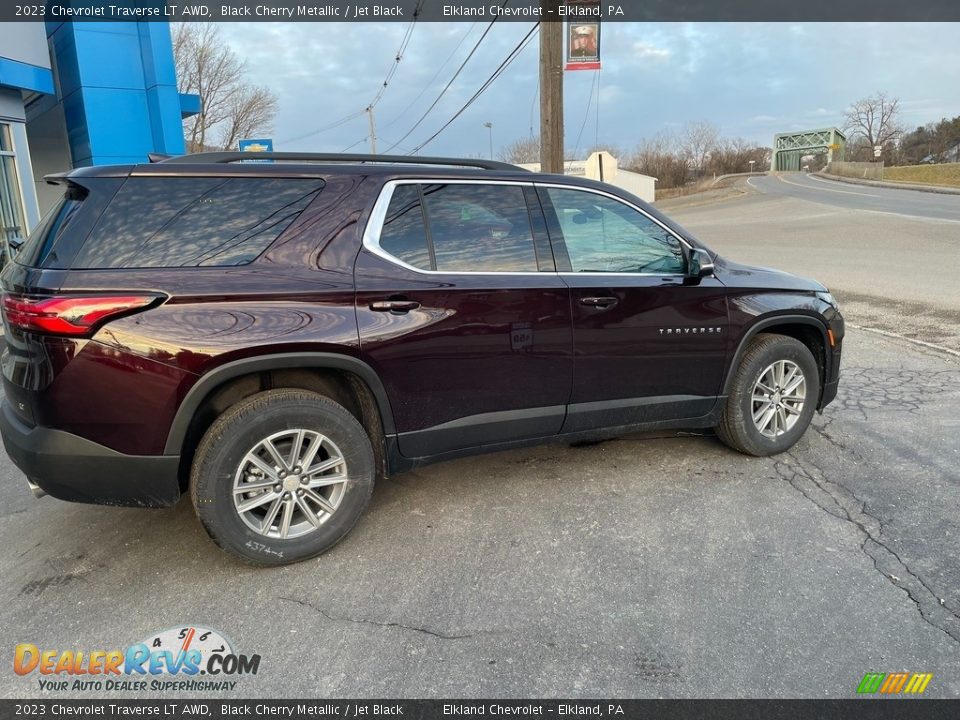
<box><xmin>816</xmin><ymin>172</ymin><xmax>960</xmax><ymax>196</ymax></box>
<box><xmin>654</xmin><ymin>188</ymin><xmax>752</xmax><ymax>211</ymax></box>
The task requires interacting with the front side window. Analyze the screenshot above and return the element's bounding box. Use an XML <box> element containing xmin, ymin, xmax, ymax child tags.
<box><xmin>375</xmin><ymin>183</ymin><xmax>539</xmax><ymax>273</ymax></box>
<box><xmin>544</xmin><ymin>187</ymin><xmax>685</xmax><ymax>274</ymax></box>
<box><xmin>74</xmin><ymin>177</ymin><xmax>324</xmax><ymax>269</ymax></box>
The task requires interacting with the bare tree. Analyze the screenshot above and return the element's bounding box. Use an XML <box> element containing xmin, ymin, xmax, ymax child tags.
<box><xmin>218</xmin><ymin>86</ymin><xmax>279</xmax><ymax>152</ymax></box>
<box><xmin>843</xmin><ymin>92</ymin><xmax>902</xmax><ymax>153</ymax></box>
<box><xmin>499</xmin><ymin>136</ymin><xmax>541</xmax><ymax>164</ymax></box>
<box><xmin>173</xmin><ymin>23</ymin><xmax>278</xmax><ymax>152</ymax></box>
<box><xmin>708</xmin><ymin>137</ymin><xmax>771</xmax><ymax>175</ymax></box>
<box><xmin>679</xmin><ymin>121</ymin><xmax>720</xmax><ymax>178</ymax></box>
<box><xmin>626</xmin><ymin>132</ymin><xmax>690</xmax><ymax>189</ymax></box>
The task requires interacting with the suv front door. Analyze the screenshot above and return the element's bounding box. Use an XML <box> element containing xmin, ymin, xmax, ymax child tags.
<box><xmin>355</xmin><ymin>180</ymin><xmax>573</xmax><ymax>458</ymax></box>
<box><xmin>537</xmin><ymin>184</ymin><xmax>729</xmax><ymax>433</ymax></box>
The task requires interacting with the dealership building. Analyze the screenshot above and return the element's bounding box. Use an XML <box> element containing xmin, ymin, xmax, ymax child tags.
<box><xmin>0</xmin><ymin>18</ymin><xmax>197</xmax><ymax>256</ymax></box>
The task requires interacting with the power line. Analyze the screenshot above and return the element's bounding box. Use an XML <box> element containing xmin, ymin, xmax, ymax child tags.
<box><xmin>529</xmin><ymin>70</ymin><xmax>539</xmax><ymax>137</ymax></box>
<box><xmin>340</xmin><ymin>134</ymin><xmax>413</xmax><ymax>154</ymax></box>
<box><xmin>278</xmin><ymin>2</ymin><xmax>422</xmax><ymax>146</ymax></box>
<box><xmin>595</xmin><ymin>67</ymin><xmax>601</xmax><ymax>149</ymax></box>
<box><xmin>381</xmin><ymin>22</ymin><xmax>479</xmax><ymax>131</ymax></box>
<box><xmin>568</xmin><ymin>69</ymin><xmax>599</xmax><ymax>168</ymax></box>
<box><xmin>340</xmin><ymin>137</ymin><xmax>369</xmax><ymax>152</ymax></box>
<box><xmin>381</xmin><ymin>13</ymin><xmax>505</xmax><ymax>154</ymax></box>
<box><xmin>367</xmin><ymin>0</ymin><xmax>424</xmax><ymax>111</ymax></box>
<box><xmin>409</xmin><ymin>22</ymin><xmax>540</xmax><ymax>155</ymax></box>
<box><xmin>280</xmin><ymin>110</ymin><xmax>367</xmax><ymax>145</ymax></box>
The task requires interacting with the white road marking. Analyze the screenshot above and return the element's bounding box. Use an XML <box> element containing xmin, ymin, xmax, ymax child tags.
<box><xmin>777</xmin><ymin>174</ymin><xmax>879</xmax><ymax>198</ymax></box>
<box><xmin>848</xmin><ymin>323</ymin><xmax>960</xmax><ymax>359</ymax></box>
<box><xmin>856</xmin><ymin>208</ymin><xmax>960</xmax><ymax>225</ymax></box>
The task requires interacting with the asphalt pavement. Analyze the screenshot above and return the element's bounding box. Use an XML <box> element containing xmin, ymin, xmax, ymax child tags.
<box><xmin>0</xmin><ymin>174</ymin><xmax>958</xmax><ymax>699</ymax></box>
<box><xmin>747</xmin><ymin>172</ymin><xmax>960</xmax><ymax>222</ymax></box>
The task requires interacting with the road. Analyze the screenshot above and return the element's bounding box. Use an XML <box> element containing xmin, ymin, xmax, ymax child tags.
<box><xmin>0</xmin><ymin>176</ymin><xmax>958</xmax><ymax>699</ymax></box>
<box><xmin>747</xmin><ymin>172</ymin><xmax>960</xmax><ymax>222</ymax></box>
<box><xmin>673</xmin><ymin>173</ymin><xmax>960</xmax><ymax>352</ymax></box>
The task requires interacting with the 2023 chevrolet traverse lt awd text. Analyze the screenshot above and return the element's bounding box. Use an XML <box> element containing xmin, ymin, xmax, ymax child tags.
<box><xmin>0</xmin><ymin>153</ymin><xmax>842</xmax><ymax>565</ymax></box>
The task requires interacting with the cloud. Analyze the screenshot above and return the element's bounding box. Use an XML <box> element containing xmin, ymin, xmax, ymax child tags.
<box><xmin>631</xmin><ymin>42</ymin><xmax>670</xmax><ymax>60</ymax></box>
<box><xmin>210</xmin><ymin>22</ymin><xmax>960</xmax><ymax>154</ymax></box>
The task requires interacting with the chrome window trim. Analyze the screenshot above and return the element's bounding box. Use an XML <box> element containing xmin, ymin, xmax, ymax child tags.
<box><xmin>361</xmin><ymin>178</ymin><xmax>544</xmax><ymax>276</ymax></box>
<box><xmin>361</xmin><ymin>178</ymin><xmax>693</xmax><ymax>278</ymax></box>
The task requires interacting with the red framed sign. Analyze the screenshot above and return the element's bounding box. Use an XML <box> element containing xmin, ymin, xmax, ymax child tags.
<box><xmin>565</xmin><ymin>21</ymin><xmax>601</xmax><ymax>71</ymax></box>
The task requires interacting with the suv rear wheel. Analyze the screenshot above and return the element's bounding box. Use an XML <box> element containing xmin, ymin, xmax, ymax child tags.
<box><xmin>716</xmin><ymin>334</ymin><xmax>819</xmax><ymax>457</ymax></box>
<box><xmin>191</xmin><ymin>389</ymin><xmax>375</xmax><ymax>565</ymax></box>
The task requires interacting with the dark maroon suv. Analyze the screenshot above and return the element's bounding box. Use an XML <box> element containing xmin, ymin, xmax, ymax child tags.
<box><xmin>0</xmin><ymin>152</ymin><xmax>843</xmax><ymax>564</ymax></box>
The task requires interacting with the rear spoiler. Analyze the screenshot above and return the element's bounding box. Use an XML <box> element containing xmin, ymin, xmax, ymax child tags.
<box><xmin>44</xmin><ymin>171</ymin><xmax>70</xmax><ymax>186</ymax></box>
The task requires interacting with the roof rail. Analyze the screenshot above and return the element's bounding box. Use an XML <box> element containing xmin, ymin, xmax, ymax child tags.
<box><xmin>147</xmin><ymin>152</ymin><xmax>172</xmax><ymax>163</ymax></box>
<box><xmin>156</xmin><ymin>151</ymin><xmax>527</xmax><ymax>172</ymax></box>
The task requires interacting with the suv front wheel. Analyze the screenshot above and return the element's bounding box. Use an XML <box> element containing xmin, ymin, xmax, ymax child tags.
<box><xmin>716</xmin><ymin>333</ymin><xmax>820</xmax><ymax>456</ymax></box>
<box><xmin>191</xmin><ymin>389</ymin><xmax>375</xmax><ymax>565</ymax></box>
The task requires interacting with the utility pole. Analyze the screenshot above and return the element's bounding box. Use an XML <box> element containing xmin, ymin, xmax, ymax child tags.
<box><xmin>539</xmin><ymin>5</ymin><xmax>563</xmax><ymax>173</ymax></box>
<box><xmin>366</xmin><ymin>105</ymin><xmax>377</xmax><ymax>154</ymax></box>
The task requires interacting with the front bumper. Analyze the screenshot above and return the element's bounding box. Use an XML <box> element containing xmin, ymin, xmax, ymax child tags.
<box><xmin>0</xmin><ymin>401</ymin><xmax>181</xmax><ymax>507</ymax></box>
<box><xmin>820</xmin><ymin>310</ymin><xmax>844</xmax><ymax>409</ymax></box>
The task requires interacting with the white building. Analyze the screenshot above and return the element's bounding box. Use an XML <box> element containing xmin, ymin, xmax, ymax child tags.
<box><xmin>518</xmin><ymin>151</ymin><xmax>657</xmax><ymax>202</ymax></box>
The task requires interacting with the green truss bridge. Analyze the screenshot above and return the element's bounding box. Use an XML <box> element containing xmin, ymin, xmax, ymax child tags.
<box><xmin>771</xmin><ymin>128</ymin><xmax>846</xmax><ymax>171</ymax></box>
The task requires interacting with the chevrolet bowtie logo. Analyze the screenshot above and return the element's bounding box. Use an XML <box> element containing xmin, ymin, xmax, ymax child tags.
<box><xmin>658</xmin><ymin>327</ymin><xmax>723</xmax><ymax>335</ymax></box>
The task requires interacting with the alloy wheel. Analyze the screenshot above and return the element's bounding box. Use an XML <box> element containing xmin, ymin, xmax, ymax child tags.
<box><xmin>232</xmin><ymin>429</ymin><xmax>348</xmax><ymax>539</ymax></box>
<box><xmin>751</xmin><ymin>360</ymin><xmax>806</xmax><ymax>438</ymax></box>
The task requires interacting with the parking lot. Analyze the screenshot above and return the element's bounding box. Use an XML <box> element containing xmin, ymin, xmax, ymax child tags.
<box><xmin>1</xmin><ymin>176</ymin><xmax>958</xmax><ymax>698</ymax></box>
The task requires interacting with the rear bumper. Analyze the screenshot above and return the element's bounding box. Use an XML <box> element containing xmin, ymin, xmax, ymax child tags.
<box><xmin>0</xmin><ymin>401</ymin><xmax>181</xmax><ymax>507</ymax></box>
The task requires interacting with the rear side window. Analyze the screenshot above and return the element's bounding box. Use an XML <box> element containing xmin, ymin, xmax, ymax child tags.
<box><xmin>423</xmin><ymin>184</ymin><xmax>537</xmax><ymax>272</ymax></box>
<box><xmin>375</xmin><ymin>182</ymin><xmax>538</xmax><ymax>273</ymax></box>
<box><xmin>73</xmin><ymin>177</ymin><xmax>324</xmax><ymax>269</ymax></box>
<box><xmin>378</xmin><ymin>184</ymin><xmax>432</xmax><ymax>270</ymax></box>
<box><xmin>15</xmin><ymin>178</ymin><xmax>123</xmax><ymax>269</ymax></box>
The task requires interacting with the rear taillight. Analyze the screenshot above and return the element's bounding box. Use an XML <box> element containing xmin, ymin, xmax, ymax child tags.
<box><xmin>1</xmin><ymin>293</ymin><xmax>160</xmax><ymax>337</ymax></box>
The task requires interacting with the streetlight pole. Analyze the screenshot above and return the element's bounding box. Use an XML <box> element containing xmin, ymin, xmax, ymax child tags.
<box><xmin>483</xmin><ymin>122</ymin><xmax>493</xmax><ymax>160</ymax></box>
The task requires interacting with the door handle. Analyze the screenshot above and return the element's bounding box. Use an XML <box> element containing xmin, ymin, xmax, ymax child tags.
<box><xmin>370</xmin><ymin>299</ymin><xmax>421</xmax><ymax>313</ymax></box>
<box><xmin>579</xmin><ymin>296</ymin><xmax>618</xmax><ymax>308</ymax></box>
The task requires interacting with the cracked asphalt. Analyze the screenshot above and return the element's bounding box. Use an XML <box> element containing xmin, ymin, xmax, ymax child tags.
<box><xmin>1</xmin><ymin>178</ymin><xmax>958</xmax><ymax>698</ymax></box>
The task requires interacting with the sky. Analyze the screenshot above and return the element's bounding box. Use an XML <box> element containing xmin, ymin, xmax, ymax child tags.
<box><xmin>218</xmin><ymin>22</ymin><xmax>960</xmax><ymax>158</ymax></box>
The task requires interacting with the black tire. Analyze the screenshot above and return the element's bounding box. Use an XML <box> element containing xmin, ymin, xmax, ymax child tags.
<box><xmin>715</xmin><ymin>333</ymin><xmax>820</xmax><ymax>457</ymax></box>
<box><xmin>191</xmin><ymin>389</ymin><xmax>375</xmax><ymax>566</ymax></box>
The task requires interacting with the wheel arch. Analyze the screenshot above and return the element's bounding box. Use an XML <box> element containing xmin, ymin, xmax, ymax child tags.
<box><xmin>165</xmin><ymin>353</ymin><xmax>396</xmax><ymax>468</ymax></box>
<box><xmin>723</xmin><ymin>314</ymin><xmax>831</xmax><ymax>407</ymax></box>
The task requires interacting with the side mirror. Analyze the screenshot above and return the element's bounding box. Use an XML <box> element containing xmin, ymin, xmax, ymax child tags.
<box><xmin>687</xmin><ymin>248</ymin><xmax>715</xmax><ymax>279</ymax></box>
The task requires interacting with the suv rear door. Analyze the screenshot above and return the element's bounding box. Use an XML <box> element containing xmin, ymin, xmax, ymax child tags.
<box><xmin>537</xmin><ymin>184</ymin><xmax>729</xmax><ymax>432</ymax></box>
<box><xmin>355</xmin><ymin>179</ymin><xmax>573</xmax><ymax>458</ymax></box>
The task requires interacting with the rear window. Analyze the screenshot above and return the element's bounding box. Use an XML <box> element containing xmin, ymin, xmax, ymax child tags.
<box><xmin>73</xmin><ymin>177</ymin><xmax>324</xmax><ymax>269</ymax></box>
